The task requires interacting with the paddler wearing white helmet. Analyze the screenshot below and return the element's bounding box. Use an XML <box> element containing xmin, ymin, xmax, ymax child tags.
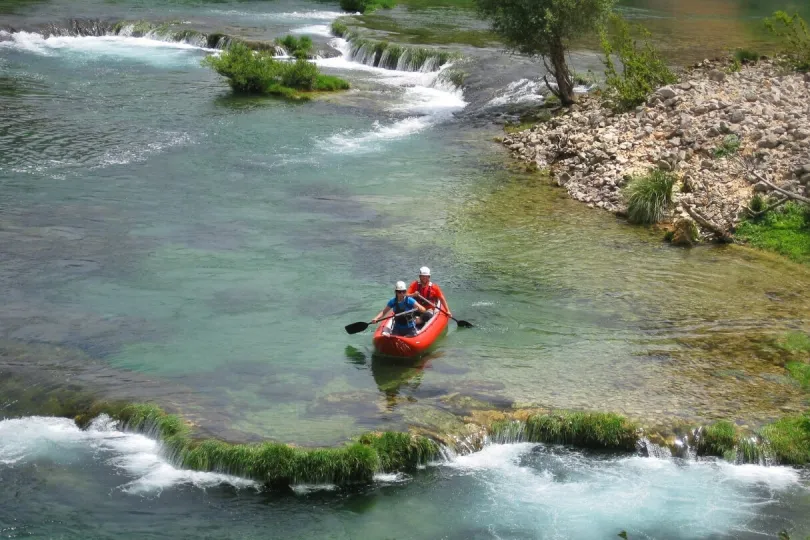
<box><xmin>371</xmin><ymin>280</ymin><xmax>426</xmax><ymax>337</ymax></box>
<box><xmin>407</xmin><ymin>266</ymin><xmax>451</xmax><ymax>324</ymax></box>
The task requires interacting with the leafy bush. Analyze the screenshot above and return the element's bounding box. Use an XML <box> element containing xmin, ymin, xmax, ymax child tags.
<box><xmin>713</xmin><ymin>134</ymin><xmax>741</xmax><ymax>158</ymax></box>
<box><xmin>339</xmin><ymin>0</ymin><xmax>396</xmax><ymax>14</ymax></box>
<box><xmin>280</xmin><ymin>59</ymin><xmax>318</xmax><ymax>89</ymax></box>
<box><xmin>600</xmin><ymin>14</ymin><xmax>678</xmax><ymax>111</ymax></box>
<box><xmin>277</xmin><ymin>35</ymin><xmax>313</xmax><ymax>60</ymax></box>
<box><xmin>623</xmin><ymin>168</ymin><xmax>676</xmax><ymax>224</ymax></box>
<box><xmin>202</xmin><ymin>44</ymin><xmax>349</xmax><ymax>98</ymax></box>
<box><xmin>765</xmin><ymin>11</ymin><xmax>810</xmax><ymax>72</ymax></box>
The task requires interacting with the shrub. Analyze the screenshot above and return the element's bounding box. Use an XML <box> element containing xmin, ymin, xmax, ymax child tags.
<box><xmin>765</xmin><ymin>11</ymin><xmax>810</xmax><ymax>72</ymax></box>
<box><xmin>623</xmin><ymin>168</ymin><xmax>676</xmax><ymax>224</ymax></box>
<box><xmin>277</xmin><ymin>35</ymin><xmax>313</xmax><ymax>60</ymax></box>
<box><xmin>202</xmin><ymin>44</ymin><xmax>349</xmax><ymax>97</ymax></box>
<box><xmin>713</xmin><ymin>134</ymin><xmax>741</xmax><ymax>158</ymax></box>
<box><xmin>280</xmin><ymin>59</ymin><xmax>318</xmax><ymax>90</ymax></box>
<box><xmin>331</xmin><ymin>19</ymin><xmax>349</xmax><ymax>38</ymax></box>
<box><xmin>340</xmin><ymin>0</ymin><xmax>396</xmax><ymax>14</ymax></box>
<box><xmin>600</xmin><ymin>14</ymin><xmax>678</xmax><ymax>111</ymax></box>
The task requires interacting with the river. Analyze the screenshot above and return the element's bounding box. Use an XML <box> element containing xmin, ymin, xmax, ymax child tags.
<box><xmin>2</xmin><ymin>0</ymin><xmax>810</xmax><ymax>537</ymax></box>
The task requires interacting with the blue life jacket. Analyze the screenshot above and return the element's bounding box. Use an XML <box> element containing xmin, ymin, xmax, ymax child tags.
<box><xmin>388</xmin><ymin>297</ymin><xmax>417</xmax><ymax>330</ymax></box>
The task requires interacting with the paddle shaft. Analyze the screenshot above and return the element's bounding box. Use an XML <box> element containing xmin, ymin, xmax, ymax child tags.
<box><xmin>414</xmin><ymin>293</ymin><xmax>473</xmax><ymax>328</ymax></box>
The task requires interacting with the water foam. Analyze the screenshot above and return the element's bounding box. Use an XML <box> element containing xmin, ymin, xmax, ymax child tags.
<box><xmin>290</xmin><ymin>24</ymin><xmax>333</xmax><ymax>37</ymax></box>
<box><xmin>0</xmin><ymin>416</ymin><xmax>257</xmax><ymax>495</ymax></box>
<box><xmin>441</xmin><ymin>443</ymin><xmax>806</xmax><ymax>538</ymax></box>
<box><xmin>0</xmin><ymin>31</ymin><xmax>212</xmax><ymax>63</ymax></box>
<box><xmin>486</xmin><ymin>78</ymin><xmax>592</xmax><ymax>108</ymax></box>
<box><xmin>315</xmin><ymin>38</ymin><xmax>467</xmax><ymax>153</ymax></box>
<box><xmin>207</xmin><ymin>9</ymin><xmax>351</xmax><ymax>21</ymax></box>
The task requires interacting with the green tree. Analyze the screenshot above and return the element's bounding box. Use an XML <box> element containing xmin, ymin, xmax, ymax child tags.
<box><xmin>476</xmin><ymin>0</ymin><xmax>615</xmax><ymax>105</ymax></box>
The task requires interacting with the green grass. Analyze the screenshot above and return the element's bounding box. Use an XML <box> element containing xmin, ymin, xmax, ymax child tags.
<box><xmin>73</xmin><ymin>403</ymin><xmax>439</xmax><ymax>487</ymax></box>
<box><xmin>778</xmin><ymin>331</ymin><xmax>810</xmax><ymax>355</ymax></box>
<box><xmin>712</xmin><ymin>134</ymin><xmax>741</xmax><ymax>158</ymax></box>
<box><xmin>340</xmin><ymin>0</ymin><xmax>397</xmax><ymax>14</ymax></box>
<box><xmin>760</xmin><ymin>414</ymin><xmax>810</xmax><ymax>465</ymax></box>
<box><xmin>696</xmin><ymin>420</ymin><xmax>737</xmax><ymax>457</ymax></box>
<box><xmin>735</xmin><ymin>203</ymin><xmax>810</xmax><ymax>264</ymax></box>
<box><xmin>490</xmin><ymin>411</ymin><xmax>639</xmax><ymax>451</ymax></box>
<box><xmin>623</xmin><ymin>168</ymin><xmax>676</xmax><ymax>225</ymax></box>
<box><xmin>358</xmin><ymin>432</ymin><xmax>439</xmax><ymax>471</ymax></box>
<box><xmin>733</xmin><ymin>48</ymin><xmax>760</xmax><ymax>64</ymax></box>
<box><xmin>787</xmin><ymin>362</ymin><xmax>810</xmax><ymax>389</ymax></box>
<box><xmin>276</xmin><ymin>35</ymin><xmax>313</xmax><ymax>59</ymax></box>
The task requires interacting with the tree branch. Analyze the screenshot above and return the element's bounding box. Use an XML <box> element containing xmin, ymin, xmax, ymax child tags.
<box><xmin>681</xmin><ymin>201</ymin><xmax>734</xmax><ymax>243</ymax></box>
<box><xmin>749</xmin><ymin>171</ymin><xmax>810</xmax><ymax>204</ymax></box>
<box><xmin>744</xmin><ymin>196</ymin><xmax>789</xmax><ymax>218</ymax></box>
<box><xmin>734</xmin><ymin>156</ymin><xmax>810</xmax><ymax>204</ymax></box>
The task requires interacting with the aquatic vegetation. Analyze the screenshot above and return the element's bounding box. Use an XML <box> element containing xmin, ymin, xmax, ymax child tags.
<box><xmin>735</xmin><ymin>202</ymin><xmax>810</xmax><ymax>264</ymax></box>
<box><xmin>623</xmin><ymin>168</ymin><xmax>676</xmax><ymax>225</ymax></box>
<box><xmin>760</xmin><ymin>413</ymin><xmax>810</xmax><ymax>465</ymax></box>
<box><xmin>600</xmin><ymin>14</ymin><xmax>678</xmax><ymax>111</ymax></box>
<box><xmin>765</xmin><ymin>11</ymin><xmax>810</xmax><ymax>72</ymax></box>
<box><xmin>331</xmin><ymin>19</ymin><xmax>350</xmax><ymax>38</ymax></box>
<box><xmin>712</xmin><ymin>134</ymin><xmax>741</xmax><ymax>158</ymax></box>
<box><xmin>74</xmin><ymin>402</ymin><xmax>440</xmax><ymax>486</ymax></box>
<box><xmin>777</xmin><ymin>331</ymin><xmax>810</xmax><ymax>355</ymax></box>
<box><xmin>276</xmin><ymin>35</ymin><xmax>313</xmax><ymax>60</ymax></box>
<box><xmin>696</xmin><ymin>420</ymin><xmax>737</xmax><ymax>457</ymax></box>
<box><xmin>786</xmin><ymin>362</ymin><xmax>810</xmax><ymax>389</ymax></box>
<box><xmin>358</xmin><ymin>432</ymin><xmax>439</xmax><ymax>471</ymax></box>
<box><xmin>733</xmin><ymin>48</ymin><xmax>760</xmax><ymax>65</ymax></box>
<box><xmin>202</xmin><ymin>44</ymin><xmax>349</xmax><ymax>99</ymax></box>
<box><xmin>490</xmin><ymin>411</ymin><xmax>638</xmax><ymax>451</ymax></box>
<box><xmin>340</xmin><ymin>0</ymin><xmax>397</xmax><ymax>14</ymax></box>
<box><xmin>669</xmin><ymin>218</ymin><xmax>699</xmax><ymax>246</ymax></box>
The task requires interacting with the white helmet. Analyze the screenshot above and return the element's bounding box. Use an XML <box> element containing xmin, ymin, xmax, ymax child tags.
<box><xmin>395</xmin><ymin>281</ymin><xmax>407</xmax><ymax>291</ymax></box>
<box><xmin>419</xmin><ymin>266</ymin><xmax>431</xmax><ymax>276</ymax></box>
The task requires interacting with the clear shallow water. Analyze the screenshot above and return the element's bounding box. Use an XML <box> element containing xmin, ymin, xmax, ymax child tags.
<box><xmin>2</xmin><ymin>0</ymin><xmax>810</xmax><ymax>442</ymax></box>
<box><xmin>2</xmin><ymin>416</ymin><xmax>810</xmax><ymax>539</ymax></box>
<box><xmin>3</xmin><ymin>1</ymin><xmax>810</xmax><ymax>536</ymax></box>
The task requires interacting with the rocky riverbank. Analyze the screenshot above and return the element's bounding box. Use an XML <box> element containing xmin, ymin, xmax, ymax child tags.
<box><xmin>502</xmin><ymin>58</ymin><xmax>810</xmax><ymax>237</ymax></box>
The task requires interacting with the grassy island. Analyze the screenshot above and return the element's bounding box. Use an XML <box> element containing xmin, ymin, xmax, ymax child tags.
<box><xmin>203</xmin><ymin>43</ymin><xmax>349</xmax><ymax>100</ymax></box>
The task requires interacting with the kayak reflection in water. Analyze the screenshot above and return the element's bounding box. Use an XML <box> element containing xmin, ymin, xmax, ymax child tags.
<box><xmin>371</xmin><ymin>281</ymin><xmax>426</xmax><ymax>337</ymax></box>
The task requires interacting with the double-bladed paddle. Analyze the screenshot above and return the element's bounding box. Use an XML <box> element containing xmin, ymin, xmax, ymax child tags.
<box><xmin>344</xmin><ymin>308</ymin><xmax>420</xmax><ymax>335</ymax></box>
<box><xmin>415</xmin><ymin>294</ymin><xmax>473</xmax><ymax>328</ymax></box>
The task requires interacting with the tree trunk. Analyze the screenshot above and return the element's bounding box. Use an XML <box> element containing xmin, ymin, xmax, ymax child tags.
<box><xmin>548</xmin><ymin>37</ymin><xmax>575</xmax><ymax>106</ymax></box>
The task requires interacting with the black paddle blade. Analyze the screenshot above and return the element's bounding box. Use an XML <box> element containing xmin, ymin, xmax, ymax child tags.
<box><xmin>345</xmin><ymin>321</ymin><xmax>371</xmax><ymax>335</ymax></box>
<box><xmin>456</xmin><ymin>319</ymin><xmax>473</xmax><ymax>328</ymax></box>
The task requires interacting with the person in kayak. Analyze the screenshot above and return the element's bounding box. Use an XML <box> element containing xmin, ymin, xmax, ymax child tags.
<box><xmin>371</xmin><ymin>281</ymin><xmax>426</xmax><ymax>336</ymax></box>
<box><xmin>407</xmin><ymin>266</ymin><xmax>451</xmax><ymax>324</ymax></box>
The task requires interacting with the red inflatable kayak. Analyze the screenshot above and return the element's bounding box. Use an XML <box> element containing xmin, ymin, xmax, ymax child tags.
<box><xmin>372</xmin><ymin>302</ymin><xmax>449</xmax><ymax>357</ymax></box>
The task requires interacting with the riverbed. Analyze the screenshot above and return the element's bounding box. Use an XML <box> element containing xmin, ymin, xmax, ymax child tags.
<box><xmin>2</xmin><ymin>0</ymin><xmax>810</xmax><ymax>537</ymax></box>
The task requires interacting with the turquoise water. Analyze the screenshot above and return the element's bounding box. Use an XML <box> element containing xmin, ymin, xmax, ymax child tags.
<box><xmin>3</xmin><ymin>0</ymin><xmax>810</xmax><ymax>536</ymax></box>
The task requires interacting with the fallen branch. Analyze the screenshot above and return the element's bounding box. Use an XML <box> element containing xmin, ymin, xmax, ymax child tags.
<box><xmin>749</xmin><ymin>171</ymin><xmax>810</xmax><ymax>204</ymax></box>
<box><xmin>681</xmin><ymin>201</ymin><xmax>735</xmax><ymax>243</ymax></box>
<box><xmin>744</xmin><ymin>196</ymin><xmax>789</xmax><ymax>218</ymax></box>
